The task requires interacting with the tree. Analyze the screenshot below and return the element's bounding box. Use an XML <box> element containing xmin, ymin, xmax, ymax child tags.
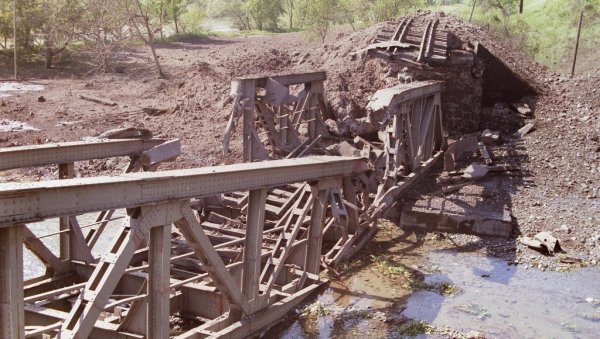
<box><xmin>206</xmin><ymin>0</ymin><xmax>252</xmax><ymax>30</ymax></box>
<box><xmin>304</xmin><ymin>0</ymin><xmax>340</xmax><ymax>42</ymax></box>
<box><xmin>166</xmin><ymin>0</ymin><xmax>187</xmax><ymax>34</ymax></box>
<box><xmin>127</xmin><ymin>0</ymin><xmax>165</xmax><ymax>78</ymax></box>
<box><xmin>0</xmin><ymin>0</ymin><xmax>13</xmax><ymax>48</ymax></box>
<box><xmin>180</xmin><ymin>3</ymin><xmax>206</xmax><ymax>33</ymax></box>
<box><xmin>368</xmin><ymin>0</ymin><xmax>422</xmax><ymax>23</ymax></box>
<box><xmin>79</xmin><ymin>0</ymin><xmax>130</xmax><ymax>73</ymax></box>
<box><xmin>246</xmin><ymin>0</ymin><xmax>284</xmax><ymax>30</ymax></box>
<box><xmin>41</xmin><ymin>0</ymin><xmax>83</xmax><ymax>68</ymax></box>
<box><xmin>284</xmin><ymin>0</ymin><xmax>294</xmax><ymax>29</ymax></box>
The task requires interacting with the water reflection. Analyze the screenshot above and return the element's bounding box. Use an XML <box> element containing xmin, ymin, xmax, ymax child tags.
<box><xmin>24</xmin><ymin>210</ymin><xmax>126</xmax><ymax>280</ymax></box>
<box><xmin>272</xmin><ymin>250</ymin><xmax>600</xmax><ymax>338</ymax></box>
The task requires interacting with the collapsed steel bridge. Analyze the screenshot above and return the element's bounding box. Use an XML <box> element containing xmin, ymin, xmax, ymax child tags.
<box><xmin>0</xmin><ymin>71</ymin><xmax>445</xmax><ymax>338</ymax></box>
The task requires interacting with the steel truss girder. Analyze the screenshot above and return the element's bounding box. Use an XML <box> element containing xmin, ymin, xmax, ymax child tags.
<box><xmin>0</xmin><ymin>155</ymin><xmax>367</xmax><ymax>338</ymax></box>
<box><xmin>0</xmin><ymin>156</ymin><xmax>366</xmax><ymax>227</ymax></box>
<box><xmin>223</xmin><ymin>72</ymin><xmax>332</xmax><ymax>162</ymax></box>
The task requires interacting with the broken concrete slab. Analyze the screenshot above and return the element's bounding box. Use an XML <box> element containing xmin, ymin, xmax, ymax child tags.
<box><xmin>478</xmin><ymin>142</ymin><xmax>493</xmax><ymax>166</ymax></box>
<box><xmin>481</xmin><ymin>129</ymin><xmax>500</xmax><ymax>145</ymax></box>
<box><xmin>397</xmin><ymin>203</ymin><xmax>512</xmax><ymax>238</ymax></box>
<box><xmin>512</xmin><ymin>103</ymin><xmax>532</xmax><ymax>116</ymax></box>
<box><xmin>463</xmin><ymin>162</ymin><xmax>489</xmax><ymax>179</ymax></box>
<box><xmin>514</xmin><ymin>123</ymin><xmax>535</xmax><ymax>138</ymax></box>
<box><xmin>326</xmin><ymin>141</ymin><xmax>362</xmax><ymax>157</ymax></box>
<box><xmin>444</xmin><ymin>135</ymin><xmax>479</xmax><ymax>171</ymax></box>
<box><xmin>520</xmin><ymin>231</ymin><xmax>562</xmax><ymax>255</ymax></box>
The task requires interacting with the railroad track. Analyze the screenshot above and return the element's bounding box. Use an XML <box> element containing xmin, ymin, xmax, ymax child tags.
<box><xmin>373</xmin><ymin>18</ymin><xmax>448</xmax><ymax>63</ymax></box>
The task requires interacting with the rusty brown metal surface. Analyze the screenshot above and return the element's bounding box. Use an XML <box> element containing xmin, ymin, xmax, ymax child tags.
<box><xmin>0</xmin><ymin>72</ymin><xmax>451</xmax><ymax>338</ymax></box>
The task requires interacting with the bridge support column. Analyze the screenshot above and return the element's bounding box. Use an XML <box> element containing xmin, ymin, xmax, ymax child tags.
<box><xmin>148</xmin><ymin>224</ymin><xmax>171</xmax><ymax>339</ymax></box>
<box><xmin>59</xmin><ymin>162</ymin><xmax>75</xmax><ymax>261</ymax></box>
<box><xmin>242</xmin><ymin>188</ymin><xmax>267</xmax><ymax>303</ymax></box>
<box><xmin>0</xmin><ymin>224</ymin><xmax>24</xmax><ymax>339</ymax></box>
<box><xmin>305</xmin><ymin>184</ymin><xmax>330</xmax><ymax>275</ymax></box>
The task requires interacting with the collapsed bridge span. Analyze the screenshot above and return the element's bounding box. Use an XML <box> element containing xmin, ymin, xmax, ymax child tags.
<box><xmin>1</xmin><ymin>71</ymin><xmax>449</xmax><ymax>338</ymax></box>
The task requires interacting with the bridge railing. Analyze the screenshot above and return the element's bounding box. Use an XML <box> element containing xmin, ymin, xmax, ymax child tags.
<box><xmin>0</xmin><ymin>156</ymin><xmax>367</xmax><ymax>338</ymax></box>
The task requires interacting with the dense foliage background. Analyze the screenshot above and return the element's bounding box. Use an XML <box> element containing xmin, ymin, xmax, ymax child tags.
<box><xmin>0</xmin><ymin>0</ymin><xmax>598</xmax><ymax>74</ymax></box>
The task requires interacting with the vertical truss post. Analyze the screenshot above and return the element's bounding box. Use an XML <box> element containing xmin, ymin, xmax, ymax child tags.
<box><xmin>307</xmin><ymin>91</ymin><xmax>318</xmax><ymax>141</ymax></box>
<box><xmin>242</xmin><ymin>188</ymin><xmax>267</xmax><ymax>303</ymax></box>
<box><xmin>176</xmin><ymin>205</ymin><xmax>250</xmax><ymax>315</ymax></box>
<box><xmin>305</xmin><ymin>183</ymin><xmax>330</xmax><ymax>275</ymax></box>
<box><xmin>342</xmin><ymin>177</ymin><xmax>359</xmax><ymax>234</ymax></box>
<box><xmin>61</xmin><ymin>222</ymin><xmax>140</xmax><ymax>338</ymax></box>
<box><xmin>147</xmin><ymin>224</ymin><xmax>171</xmax><ymax>339</ymax></box>
<box><xmin>58</xmin><ymin>162</ymin><xmax>75</xmax><ymax>261</ymax></box>
<box><xmin>243</xmin><ymin>79</ymin><xmax>256</xmax><ymax>162</ymax></box>
<box><xmin>0</xmin><ymin>224</ymin><xmax>24</xmax><ymax>339</ymax></box>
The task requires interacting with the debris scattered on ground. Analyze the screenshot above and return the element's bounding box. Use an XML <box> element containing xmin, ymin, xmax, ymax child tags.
<box><xmin>463</xmin><ymin>163</ymin><xmax>489</xmax><ymax>179</ymax></box>
<box><xmin>98</xmin><ymin>127</ymin><xmax>153</xmax><ymax>139</ymax></box>
<box><xmin>514</xmin><ymin>123</ymin><xmax>535</xmax><ymax>138</ymax></box>
<box><xmin>481</xmin><ymin>129</ymin><xmax>500</xmax><ymax>145</ymax></box>
<box><xmin>79</xmin><ymin>94</ymin><xmax>117</xmax><ymax>106</ymax></box>
<box><xmin>520</xmin><ymin>231</ymin><xmax>562</xmax><ymax>255</ymax></box>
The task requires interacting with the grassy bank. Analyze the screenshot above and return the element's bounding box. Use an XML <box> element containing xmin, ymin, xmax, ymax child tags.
<box><xmin>435</xmin><ymin>0</ymin><xmax>600</xmax><ymax>74</ymax></box>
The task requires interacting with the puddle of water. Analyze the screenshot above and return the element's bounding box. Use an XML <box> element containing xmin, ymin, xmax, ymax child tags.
<box><xmin>0</xmin><ymin>119</ymin><xmax>40</xmax><ymax>132</ymax></box>
<box><xmin>24</xmin><ymin>210</ymin><xmax>126</xmax><ymax>280</ymax></box>
<box><xmin>269</xmin><ymin>228</ymin><xmax>600</xmax><ymax>338</ymax></box>
<box><xmin>402</xmin><ymin>251</ymin><xmax>600</xmax><ymax>338</ymax></box>
<box><xmin>0</xmin><ymin>82</ymin><xmax>45</xmax><ymax>98</ymax></box>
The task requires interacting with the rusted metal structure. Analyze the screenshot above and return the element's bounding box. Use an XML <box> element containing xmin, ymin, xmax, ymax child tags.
<box><xmin>222</xmin><ymin>72</ymin><xmax>331</xmax><ymax>162</ymax></box>
<box><xmin>223</xmin><ymin>73</ymin><xmax>446</xmax><ymax>219</ymax></box>
<box><xmin>0</xmin><ymin>71</ymin><xmax>448</xmax><ymax>338</ymax></box>
<box><xmin>0</xmin><ymin>141</ymin><xmax>367</xmax><ymax>338</ymax></box>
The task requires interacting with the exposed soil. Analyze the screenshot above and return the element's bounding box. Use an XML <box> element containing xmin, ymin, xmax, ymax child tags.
<box><xmin>1</xmin><ymin>12</ymin><xmax>598</xmax><ymax>270</ymax></box>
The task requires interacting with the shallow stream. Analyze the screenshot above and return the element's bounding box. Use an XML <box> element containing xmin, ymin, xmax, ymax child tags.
<box><xmin>271</xmin><ymin>243</ymin><xmax>600</xmax><ymax>338</ymax></box>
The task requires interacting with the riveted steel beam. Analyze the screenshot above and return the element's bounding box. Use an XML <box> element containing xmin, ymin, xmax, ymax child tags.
<box><xmin>0</xmin><ymin>139</ymin><xmax>168</xmax><ymax>171</ymax></box>
<box><xmin>0</xmin><ymin>156</ymin><xmax>366</xmax><ymax>227</ymax></box>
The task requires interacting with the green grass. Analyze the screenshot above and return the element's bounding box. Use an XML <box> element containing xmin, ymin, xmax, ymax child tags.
<box><xmin>301</xmin><ymin>301</ymin><xmax>331</xmax><ymax>318</ymax></box>
<box><xmin>155</xmin><ymin>32</ymin><xmax>214</xmax><ymax>43</ymax></box>
<box><xmin>394</xmin><ymin>320</ymin><xmax>434</xmax><ymax>336</ymax></box>
<box><xmin>442</xmin><ymin>0</ymin><xmax>600</xmax><ymax>73</ymax></box>
<box><xmin>370</xmin><ymin>255</ymin><xmax>462</xmax><ymax>295</ymax></box>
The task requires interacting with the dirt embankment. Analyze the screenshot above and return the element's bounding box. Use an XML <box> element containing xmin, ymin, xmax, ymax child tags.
<box><xmin>1</xmin><ymin>12</ymin><xmax>598</xmax><ymax>268</ymax></box>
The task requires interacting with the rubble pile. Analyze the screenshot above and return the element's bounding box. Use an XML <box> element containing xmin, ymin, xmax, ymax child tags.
<box><xmin>317</xmin><ymin>11</ymin><xmax>545</xmax><ymax>136</ymax></box>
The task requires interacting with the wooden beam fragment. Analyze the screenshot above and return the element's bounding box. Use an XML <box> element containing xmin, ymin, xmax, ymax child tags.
<box><xmin>78</xmin><ymin>94</ymin><xmax>117</xmax><ymax>106</ymax></box>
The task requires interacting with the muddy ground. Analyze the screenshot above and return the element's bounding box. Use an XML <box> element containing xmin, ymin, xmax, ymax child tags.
<box><xmin>1</xmin><ymin>12</ymin><xmax>599</xmax><ymax>289</ymax></box>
